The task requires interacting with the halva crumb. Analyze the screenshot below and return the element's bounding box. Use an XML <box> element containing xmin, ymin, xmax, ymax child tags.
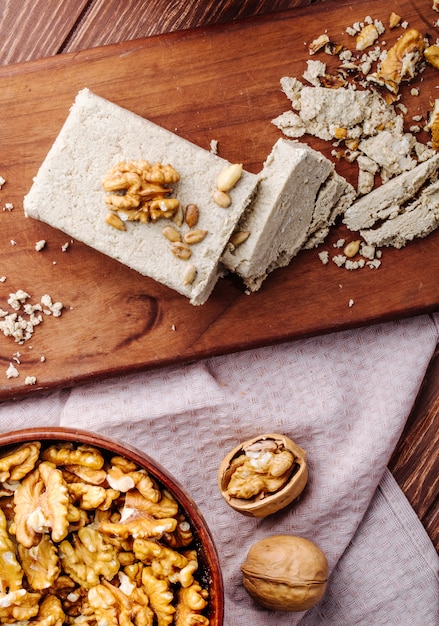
<box><xmin>0</xmin><ymin>291</ymin><xmax>64</xmax><ymax>344</ymax></box>
<box><xmin>5</xmin><ymin>363</ymin><xmax>19</xmax><ymax>378</ymax></box>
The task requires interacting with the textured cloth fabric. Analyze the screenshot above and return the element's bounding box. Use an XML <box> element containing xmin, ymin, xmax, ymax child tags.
<box><xmin>0</xmin><ymin>314</ymin><xmax>438</xmax><ymax>625</ymax></box>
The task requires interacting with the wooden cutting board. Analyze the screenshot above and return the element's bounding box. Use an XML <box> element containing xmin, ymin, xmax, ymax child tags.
<box><xmin>0</xmin><ymin>0</ymin><xmax>437</xmax><ymax>399</ymax></box>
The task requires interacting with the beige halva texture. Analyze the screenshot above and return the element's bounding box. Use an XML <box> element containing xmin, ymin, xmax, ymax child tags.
<box><xmin>273</xmin><ymin>77</ymin><xmax>439</xmax><ymax>252</ymax></box>
<box><xmin>23</xmin><ymin>89</ymin><xmax>259</xmax><ymax>305</ymax></box>
<box><xmin>24</xmin><ymin>87</ymin><xmax>439</xmax><ymax>304</ymax></box>
<box><xmin>222</xmin><ymin>138</ymin><xmax>355</xmax><ymax>291</ymax></box>
<box><xmin>343</xmin><ymin>152</ymin><xmax>439</xmax><ymax>248</ymax></box>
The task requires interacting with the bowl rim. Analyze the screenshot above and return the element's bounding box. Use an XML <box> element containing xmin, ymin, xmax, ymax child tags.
<box><xmin>0</xmin><ymin>426</ymin><xmax>224</xmax><ymax>625</ymax></box>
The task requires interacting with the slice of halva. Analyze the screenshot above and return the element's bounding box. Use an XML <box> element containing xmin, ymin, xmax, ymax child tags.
<box><xmin>303</xmin><ymin>170</ymin><xmax>356</xmax><ymax>249</ymax></box>
<box><xmin>344</xmin><ymin>152</ymin><xmax>439</xmax><ymax>230</ymax></box>
<box><xmin>23</xmin><ymin>88</ymin><xmax>259</xmax><ymax>305</ymax></box>
<box><xmin>221</xmin><ymin>138</ymin><xmax>350</xmax><ymax>291</ymax></box>
<box><xmin>344</xmin><ymin>152</ymin><xmax>439</xmax><ymax>248</ymax></box>
<box><xmin>357</xmin><ymin>180</ymin><xmax>439</xmax><ymax>248</ymax></box>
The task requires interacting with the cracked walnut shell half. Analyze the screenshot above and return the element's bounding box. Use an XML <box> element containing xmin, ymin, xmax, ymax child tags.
<box><xmin>218</xmin><ymin>433</ymin><xmax>308</xmax><ymax>517</ymax></box>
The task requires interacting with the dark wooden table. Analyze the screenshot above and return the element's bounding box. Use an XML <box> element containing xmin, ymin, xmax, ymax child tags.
<box><xmin>1</xmin><ymin>0</ymin><xmax>437</xmax><ymax>550</ymax></box>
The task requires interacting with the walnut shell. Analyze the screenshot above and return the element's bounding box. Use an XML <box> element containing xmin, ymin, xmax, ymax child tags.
<box><xmin>241</xmin><ymin>535</ymin><xmax>328</xmax><ymax>612</ymax></box>
<box><xmin>218</xmin><ymin>433</ymin><xmax>308</xmax><ymax>517</ymax></box>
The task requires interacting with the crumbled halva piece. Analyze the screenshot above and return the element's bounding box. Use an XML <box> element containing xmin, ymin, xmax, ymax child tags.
<box><xmin>0</xmin><ymin>312</ymin><xmax>42</xmax><ymax>343</ymax></box>
<box><xmin>6</xmin><ymin>363</ymin><xmax>19</xmax><ymax>379</ymax></box>
<box><xmin>303</xmin><ymin>59</ymin><xmax>327</xmax><ymax>86</ymax></box>
<box><xmin>0</xmin><ymin>292</ymin><xmax>63</xmax><ymax>344</ymax></box>
<box><xmin>303</xmin><ymin>176</ymin><xmax>356</xmax><ymax>249</ymax></box>
<box><xmin>358</xmin><ymin>130</ymin><xmax>434</xmax><ymax>183</ymax></box>
<box><xmin>273</xmin><ymin>79</ymin><xmax>399</xmax><ymax>142</ymax></box>
<box><xmin>333</xmin><ymin>254</ymin><xmax>347</xmax><ymax>267</ymax></box>
<box><xmin>318</xmin><ymin>250</ymin><xmax>329</xmax><ymax>264</ymax></box>
<box><xmin>357</xmin><ymin>154</ymin><xmax>379</xmax><ymax>195</ymax></box>
<box><xmin>358</xmin><ymin>179</ymin><xmax>439</xmax><ymax>248</ymax></box>
<box><xmin>344</xmin><ymin>153</ymin><xmax>439</xmax><ymax>248</ymax></box>
<box><xmin>360</xmin><ymin>243</ymin><xmax>376</xmax><ymax>259</ymax></box>
<box><xmin>35</xmin><ymin>239</ymin><xmax>46</xmax><ymax>251</ymax></box>
<box><xmin>24</xmin><ymin>376</ymin><xmax>37</xmax><ymax>386</ymax></box>
<box><xmin>345</xmin><ymin>258</ymin><xmax>365</xmax><ymax>270</ymax></box>
<box><xmin>8</xmin><ymin>290</ymin><xmax>30</xmax><ymax>311</ymax></box>
<box><xmin>40</xmin><ymin>294</ymin><xmax>63</xmax><ymax>317</ymax></box>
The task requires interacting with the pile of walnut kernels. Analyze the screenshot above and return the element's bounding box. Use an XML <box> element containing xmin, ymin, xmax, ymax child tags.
<box><xmin>0</xmin><ymin>440</ymin><xmax>211</xmax><ymax>625</ymax></box>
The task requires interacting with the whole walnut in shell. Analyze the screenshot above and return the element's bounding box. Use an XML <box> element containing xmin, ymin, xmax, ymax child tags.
<box><xmin>241</xmin><ymin>535</ymin><xmax>328</xmax><ymax>612</ymax></box>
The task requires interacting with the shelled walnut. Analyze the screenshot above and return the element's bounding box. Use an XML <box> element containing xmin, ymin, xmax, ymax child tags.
<box><xmin>367</xmin><ymin>29</ymin><xmax>426</xmax><ymax>96</ymax></box>
<box><xmin>218</xmin><ymin>433</ymin><xmax>308</xmax><ymax>517</ymax></box>
<box><xmin>102</xmin><ymin>160</ymin><xmax>181</xmax><ymax>226</ymax></box>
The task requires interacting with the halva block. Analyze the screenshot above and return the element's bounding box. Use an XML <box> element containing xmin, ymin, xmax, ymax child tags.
<box><xmin>23</xmin><ymin>88</ymin><xmax>259</xmax><ymax>305</ymax></box>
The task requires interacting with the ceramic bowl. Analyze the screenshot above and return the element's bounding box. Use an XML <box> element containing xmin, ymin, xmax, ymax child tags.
<box><xmin>0</xmin><ymin>426</ymin><xmax>224</xmax><ymax>625</ymax></box>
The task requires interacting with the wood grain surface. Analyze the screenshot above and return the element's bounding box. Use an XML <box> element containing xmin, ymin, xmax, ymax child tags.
<box><xmin>0</xmin><ymin>0</ymin><xmax>327</xmax><ymax>65</ymax></box>
<box><xmin>389</xmin><ymin>344</ymin><xmax>439</xmax><ymax>549</ymax></box>
<box><xmin>0</xmin><ymin>0</ymin><xmax>438</xmax><ymax>400</ymax></box>
<box><xmin>0</xmin><ymin>0</ymin><xmax>437</xmax><ymax>549</ymax></box>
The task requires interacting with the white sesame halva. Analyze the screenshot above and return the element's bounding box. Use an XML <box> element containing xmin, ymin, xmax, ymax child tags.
<box><xmin>358</xmin><ymin>182</ymin><xmax>439</xmax><ymax>249</ymax></box>
<box><xmin>303</xmin><ymin>169</ymin><xmax>356</xmax><ymax>249</ymax></box>
<box><xmin>344</xmin><ymin>154</ymin><xmax>439</xmax><ymax>248</ymax></box>
<box><xmin>344</xmin><ymin>152</ymin><xmax>439</xmax><ymax>231</ymax></box>
<box><xmin>23</xmin><ymin>88</ymin><xmax>259</xmax><ymax>305</ymax></box>
<box><xmin>272</xmin><ymin>78</ymin><xmax>399</xmax><ymax>142</ymax></box>
<box><xmin>221</xmin><ymin>138</ymin><xmax>353</xmax><ymax>291</ymax></box>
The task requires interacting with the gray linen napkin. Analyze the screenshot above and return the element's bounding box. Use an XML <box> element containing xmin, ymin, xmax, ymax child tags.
<box><xmin>0</xmin><ymin>314</ymin><xmax>437</xmax><ymax>625</ymax></box>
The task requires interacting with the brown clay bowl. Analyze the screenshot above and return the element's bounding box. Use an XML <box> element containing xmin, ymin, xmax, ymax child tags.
<box><xmin>0</xmin><ymin>426</ymin><xmax>224</xmax><ymax>625</ymax></box>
